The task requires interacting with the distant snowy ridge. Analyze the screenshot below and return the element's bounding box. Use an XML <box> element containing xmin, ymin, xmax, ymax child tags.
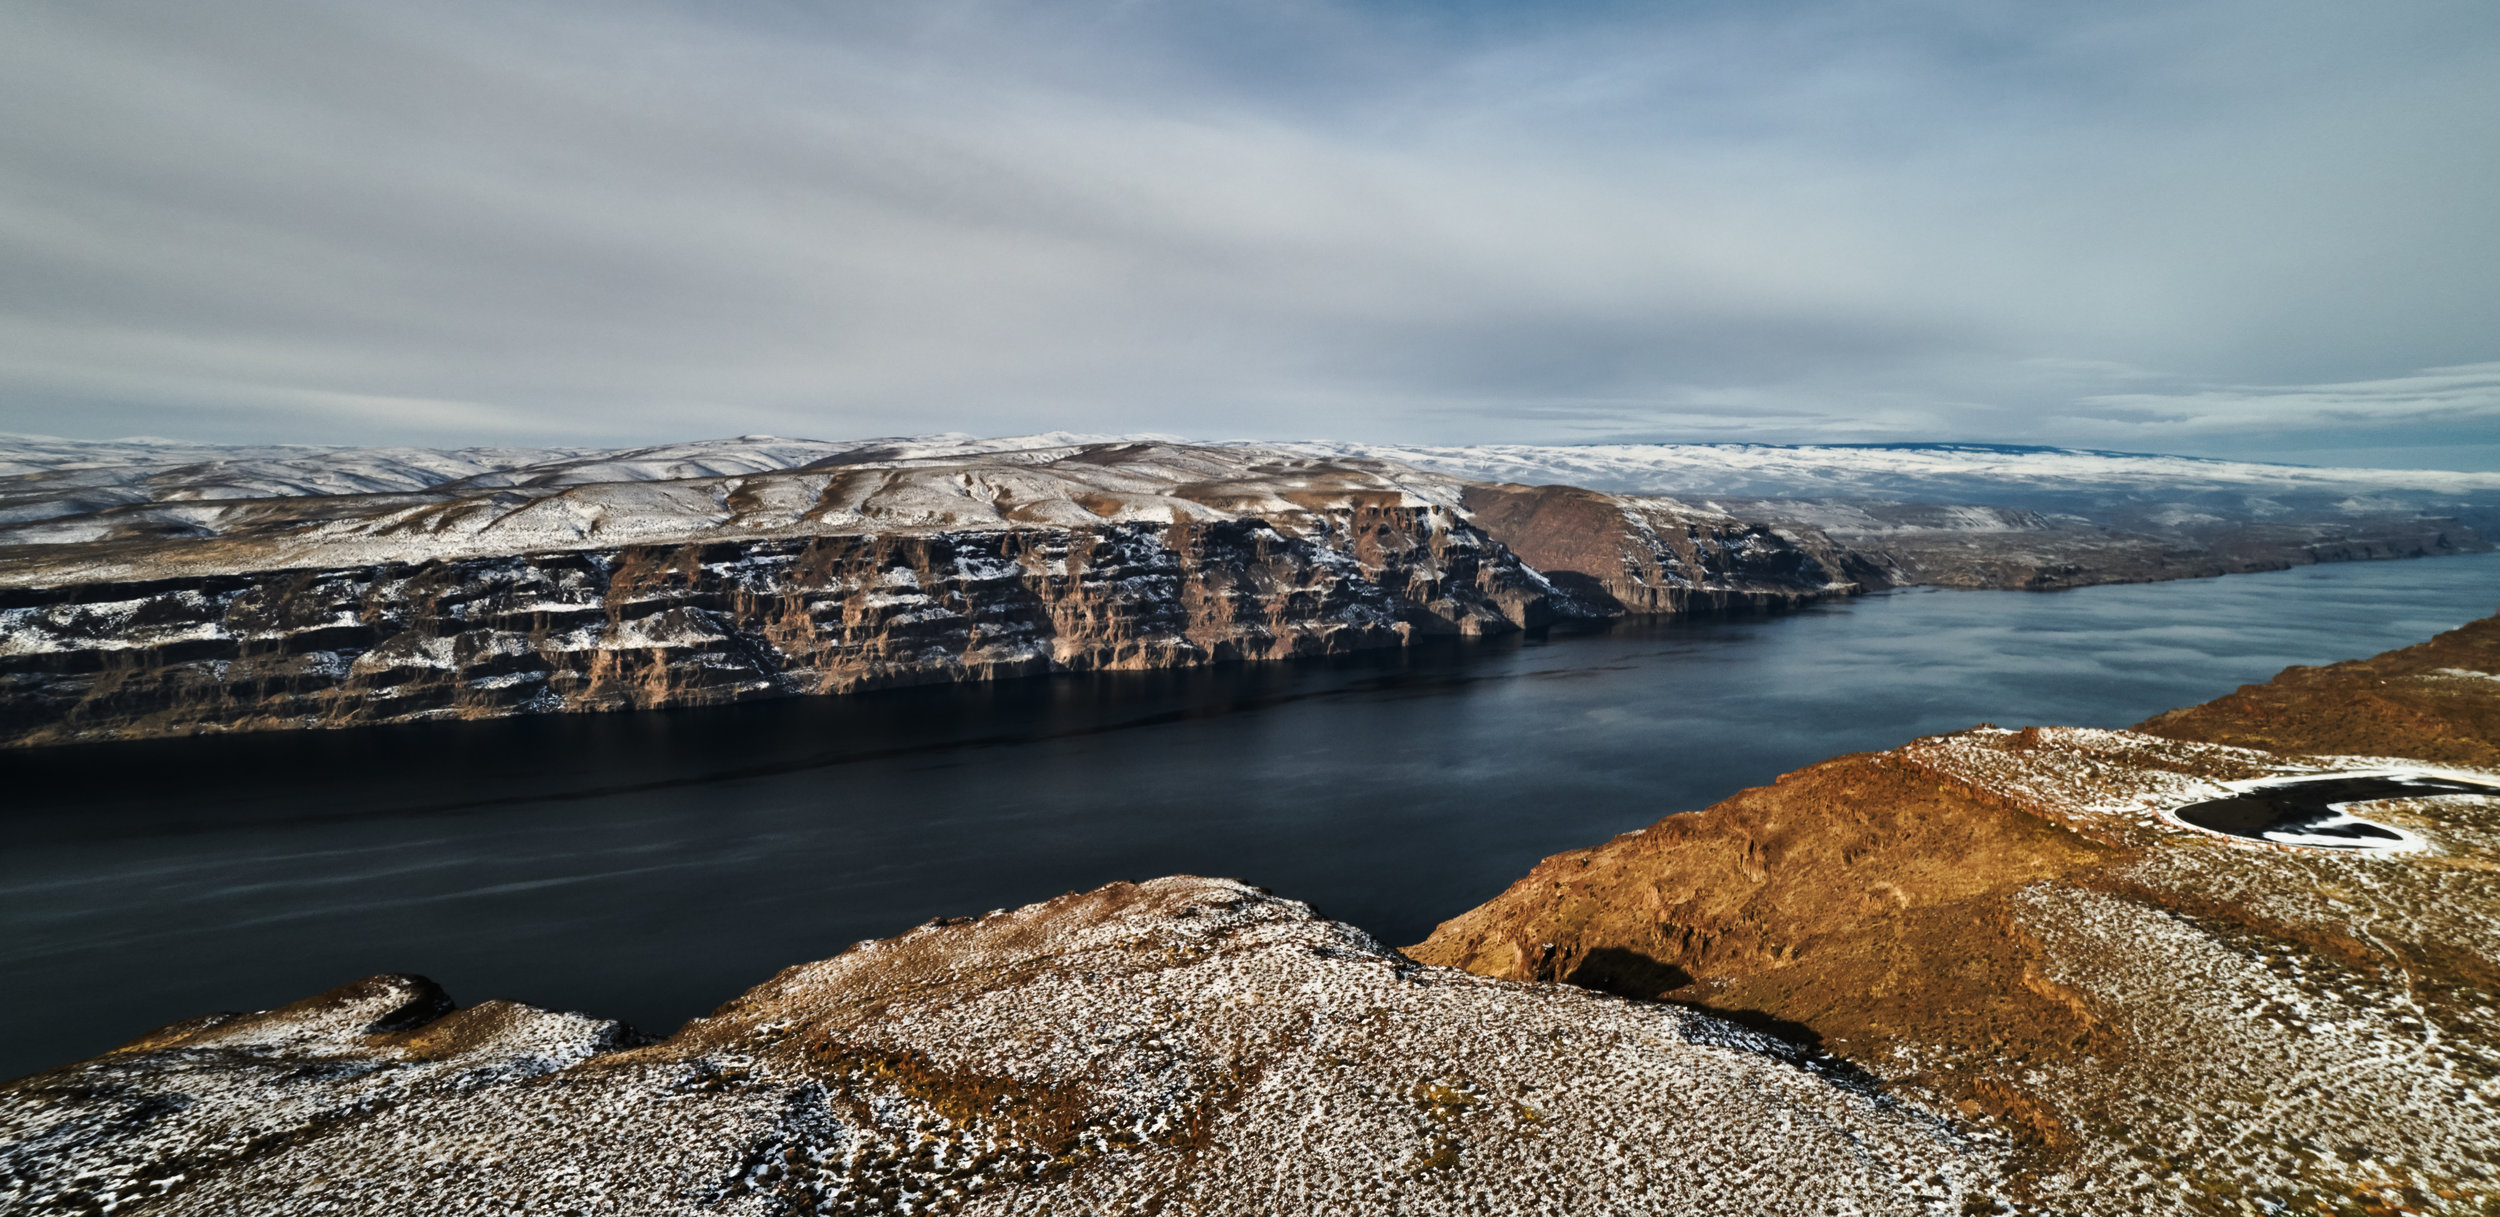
<box><xmin>10</xmin><ymin>432</ymin><xmax>2495</xmax><ymax>497</ymax></box>
<box><xmin>0</xmin><ymin>435</ymin><xmax>1471</xmax><ymax>586</ymax></box>
<box><xmin>0</xmin><ymin>431</ymin><xmax>1158</xmax><ymax>521</ymax></box>
<box><xmin>10</xmin><ymin>431</ymin><xmax>2497</xmax><ymax>517</ymax></box>
<box><xmin>1246</xmin><ymin>440</ymin><xmax>2500</xmax><ymax>500</ymax></box>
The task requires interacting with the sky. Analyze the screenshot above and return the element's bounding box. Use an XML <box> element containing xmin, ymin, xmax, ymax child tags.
<box><xmin>3</xmin><ymin>0</ymin><xmax>2497</xmax><ymax>467</ymax></box>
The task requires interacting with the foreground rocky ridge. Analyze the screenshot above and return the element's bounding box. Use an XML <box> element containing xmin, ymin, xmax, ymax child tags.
<box><xmin>1413</xmin><ymin>613</ymin><xmax>2500</xmax><ymax>1214</ymax></box>
<box><xmin>0</xmin><ymin>878</ymin><xmax>1995</xmax><ymax>1216</ymax></box>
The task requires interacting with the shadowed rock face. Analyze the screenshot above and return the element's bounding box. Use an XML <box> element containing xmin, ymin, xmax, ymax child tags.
<box><xmin>1412</xmin><ymin>615</ymin><xmax>2500</xmax><ymax>1214</ymax></box>
<box><xmin>1</xmin><ymin>440</ymin><xmax>1892</xmax><ymax>747</ymax></box>
<box><xmin>0</xmin><ymin>878</ymin><xmax>2000</xmax><ymax>1217</ymax></box>
<box><xmin>1712</xmin><ymin>498</ymin><xmax>2489</xmax><ymax>591</ymax></box>
<box><xmin>3</xmin><ymin>434</ymin><xmax>2484</xmax><ymax>747</ymax></box>
<box><xmin>0</xmin><ymin>512</ymin><xmax>1557</xmax><ymax>748</ymax></box>
<box><xmin>1456</xmin><ymin>483</ymin><xmax>1874</xmax><ymax>614</ymax></box>
<box><xmin>0</xmin><ymin>443</ymin><xmax>1628</xmax><ymax>747</ymax></box>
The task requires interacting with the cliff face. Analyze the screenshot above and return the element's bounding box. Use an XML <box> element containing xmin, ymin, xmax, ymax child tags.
<box><xmin>1412</xmin><ymin>614</ymin><xmax>2500</xmax><ymax>1214</ymax></box>
<box><xmin>0</xmin><ymin>505</ymin><xmax>1561</xmax><ymax>748</ymax></box>
<box><xmin>1454</xmin><ymin>480</ymin><xmax>2486</xmax><ymax>602</ymax></box>
<box><xmin>1718</xmin><ymin>499</ymin><xmax>2489</xmax><ymax>591</ymax></box>
<box><xmin>0</xmin><ymin>877</ymin><xmax>2000</xmax><ymax>1217</ymax></box>
<box><xmin>5</xmin><ymin>432</ymin><xmax>2480</xmax><ymax>747</ymax></box>
<box><xmin>1</xmin><ymin>439</ymin><xmax>1899</xmax><ymax>747</ymax></box>
<box><xmin>1456</xmin><ymin>484</ymin><xmax>1877</xmax><ymax>612</ymax></box>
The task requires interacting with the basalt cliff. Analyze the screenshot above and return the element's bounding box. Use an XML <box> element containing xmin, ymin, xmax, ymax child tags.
<box><xmin>2</xmin><ymin>433</ymin><xmax>2486</xmax><ymax>747</ymax></box>
<box><xmin>0</xmin><ymin>438</ymin><xmax>1870</xmax><ymax>747</ymax></box>
<box><xmin>1292</xmin><ymin>439</ymin><xmax>2499</xmax><ymax>592</ymax></box>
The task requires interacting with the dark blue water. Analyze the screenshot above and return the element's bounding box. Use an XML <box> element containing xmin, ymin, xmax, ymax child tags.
<box><xmin>4</xmin><ymin>553</ymin><xmax>2494</xmax><ymax>1081</ymax></box>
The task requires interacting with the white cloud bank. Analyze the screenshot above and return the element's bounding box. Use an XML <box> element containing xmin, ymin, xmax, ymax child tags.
<box><xmin>0</xmin><ymin>0</ymin><xmax>2495</xmax><ymax>464</ymax></box>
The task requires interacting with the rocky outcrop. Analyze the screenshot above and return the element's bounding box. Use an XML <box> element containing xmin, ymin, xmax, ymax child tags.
<box><xmin>1457</xmin><ymin>483</ymin><xmax>1875</xmax><ymax>613</ymax></box>
<box><xmin>0</xmin><ymin>439</ymin><xmax>1889</xmax><ymax>748</ymax></box>
<box><xmin>4</xmin><ymin>432</ymin><xmax>2482</xmax><ymax>747</ymax></box>
<box><xmin>1412</xmin><ymin>615</ymin><xmax>2500</xmax><ymax>1213</ymax></box>
<box><xmin>0</xmin><ymin>507</ymin><xmax>1562</xmax><ymax>748</ymax></box>
<box><xmin>1719</xmin><ymin>499</ymin><xmax>2489</xmax><ymax>591</ymax></box>
<box><xmin>0</xmin><ymin>877</ymin><xmax>2001</xmax><ymax>1216</ymax></box>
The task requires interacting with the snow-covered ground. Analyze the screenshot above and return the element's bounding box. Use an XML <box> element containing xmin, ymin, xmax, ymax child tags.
<box><xmin>13</xmin><ymin>433</ymin><xmax>2497</xmax><ymax>522</ymax></box>
<box><xmin>1255</xmin><ymin>440</ymin><xmax>2500</xmax><ymax>506</ymax></box>
<box><xmin>0</xmin><ymin>435</ymin><xmax>1485</xmax><ymax>586</ymax></box>
<box><xmin>0</xmin><ymin>877</ymin><xmax>2000</xmax><ymax>1217</ymax></box>
<box><xmin>0</xmin><ymin>432</ymin><xmax>1151</xmax><ymax>525</ymax></box>
<box><xmin>5</xmin><ymin>433</ymin><xmax>2493</xmax><ymax>586</ymax></box>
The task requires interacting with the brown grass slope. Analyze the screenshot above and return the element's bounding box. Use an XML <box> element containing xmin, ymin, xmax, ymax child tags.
<box><xmin>2138</xmin><ymin>610</ymin><xmax>2500</xmax><ymax>767</ymax></box>
<box><xmin>1411</xmin><ymin>612</ymin><xmax>2500</xmax><ymax>1214</ymax></box>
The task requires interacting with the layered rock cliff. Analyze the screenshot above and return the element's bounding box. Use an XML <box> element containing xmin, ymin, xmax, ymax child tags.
<box><xmin>0</xmin><ymin>877</ymin><xmax>2001</xmax><ymax>1217</ymax></box>
<box><xmin>1455</xmin><ymin>483</ymin><xmax>1881</xmax><ymax>612</ymax></box>
<box><xmin>1411</xmin><ymin>614</ymin><xmax>2500</xmax><ymax>1214</ymax></box>
<box><xmin>0</xmin><ymin>513</ymin><xmax>1556</xmax><ymax>747</ymax></box>
<box><xmin>6</xmin><ymin>432</ymin><xmax>2483</xmax><ymax>747</ymax></box>
<box><xmin>0</xmin><ymin>439</ymin><xmax>1868</xmax><ymax>747</ymax></box>
<box><xmin>1720</xmin><ymin>498</ymin><xmax>2488</xmax><ymax>591</ymax></box>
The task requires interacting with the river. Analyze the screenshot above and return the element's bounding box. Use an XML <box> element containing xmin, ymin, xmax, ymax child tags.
<box><xmin>4</xmin><ymin>552</ymin><xmax>2494</xmax><ymax>1080</ymax></box>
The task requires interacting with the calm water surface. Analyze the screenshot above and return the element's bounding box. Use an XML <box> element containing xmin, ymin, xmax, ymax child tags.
<box><xmin>5</xmin><ymin>553</ymin><xmax>2496</xmax><ymax>1080</ymax></box>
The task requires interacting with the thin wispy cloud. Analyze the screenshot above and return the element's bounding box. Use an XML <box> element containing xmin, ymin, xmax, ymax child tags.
<box><xmin>0</xmin><ymin>0</ymin><xmax>2494</xmax><ymax>464</ymax></box>
<box><xmin>2083</xmin><ymin>364</ymin><xmax>2500</xmax><ymax>432</ymax></box>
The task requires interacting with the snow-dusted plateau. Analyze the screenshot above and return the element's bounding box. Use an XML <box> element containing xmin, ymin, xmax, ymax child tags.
<box><xmin>0</xmin><ymin>433</ymin><xmax>2487</xmax><ymax>747</ymax></box>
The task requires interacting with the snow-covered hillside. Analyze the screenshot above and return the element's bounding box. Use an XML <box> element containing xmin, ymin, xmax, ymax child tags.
<box><xmin>16</xmin><ymin>432</ymin><xmax>2493</xmax><ymax>523</ymax></box>
<box><xmin>0</xmin><ymin>434</ymin><xmax>1462</xmax><ymax>585</ymax></box>
<box><xmin>1255</xmin><ymin>440</ymin><xmax>2500</xmax><ymax>506</ymax></box>
<box><xmin>4</xmin><ymin>432</ymin><xmax>2493</xmax><ymax>587</ymax></box>
<box><xmin>0</xmin><ymin>432</ymin><xmax>1148</xmax><ymax>527</ymax></box>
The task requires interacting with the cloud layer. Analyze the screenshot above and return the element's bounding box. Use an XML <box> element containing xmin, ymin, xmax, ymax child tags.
<box><xmin>3</xmin><ymin>0</ymin><xmax>2496</xmax><ymax>463</ymax></box>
